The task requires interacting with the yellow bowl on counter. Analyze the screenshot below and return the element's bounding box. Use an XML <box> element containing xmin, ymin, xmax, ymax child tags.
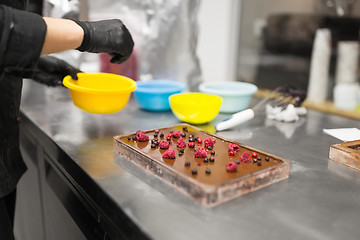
<box><xmin>63</xmin><ymin>73</ymin><xmax>136</xmax><ymax>114</ymax></box>
<box><xmin>169</xmin><ymin>92</ymin><xmax>222</xmax><ymax>124</ymax></box>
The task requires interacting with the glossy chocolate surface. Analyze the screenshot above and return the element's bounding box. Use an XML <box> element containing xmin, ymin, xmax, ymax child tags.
<box><xmin>120</xmin><ymin>125</ymin><xmax>283</xmax><ymax>185</ymax></box>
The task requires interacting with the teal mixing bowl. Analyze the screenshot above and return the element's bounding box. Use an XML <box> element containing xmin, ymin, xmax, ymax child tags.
<box><xmin>199</xmin><ymin>81</ymin><xmax>258</xmax><ymax>113</ymax></box>
<box><xmin>134</xmin><ymin>80</ymin><xmax>186</xmax><ymax>111</ymax></box>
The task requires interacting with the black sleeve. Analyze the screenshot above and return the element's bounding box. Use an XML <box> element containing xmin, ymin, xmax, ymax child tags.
<box><xmin>0</xmin><ymin>4</ymin><xmax>47</xmax><ymax>78</ymax></box>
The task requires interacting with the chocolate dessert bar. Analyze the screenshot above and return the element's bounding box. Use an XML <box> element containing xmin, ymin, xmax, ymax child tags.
<box><xmin>114</xmin><ymin>124</ymin><xmax>290</xmax><ymax>207</ymax></box>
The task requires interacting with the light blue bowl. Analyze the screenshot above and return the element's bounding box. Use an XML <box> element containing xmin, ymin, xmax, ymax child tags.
<box><xmin>134</xmin><ymin>80</ymin><xmax>186</xmax><ymax>111</ymax></box>
<box><xmin>199</xmin><ymin>81</ymin><xmax>258</xmax><ymax>113</ymax></box>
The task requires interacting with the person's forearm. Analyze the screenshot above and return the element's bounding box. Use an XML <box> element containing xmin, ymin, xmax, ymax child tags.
<box><xmin>41</xmin><ymin>17</ymin><xmax>84</xmax><ymax>55</ymax></box>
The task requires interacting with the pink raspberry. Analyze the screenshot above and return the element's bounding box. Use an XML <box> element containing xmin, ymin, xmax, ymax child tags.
<box><xmin>166</xmin><ymin>133</ymin><xmax>172</xmax><ymax>141</ymax></box>
<box><xmin>162</xmin><ymin>148</ymin><xmax>176</xmax><ymax>159</ymax></box>
<box><xmin>194</xmin><ymin>147</ymin><xmax>207</xmax><ymax>158</ymax></box>
<box><xmin>204</xmin><ymin>138</ymin><xmax>215</xmax><ymax>148</ymax></box>
<box><xmin>159</xmin><ymin>140</ymin><xmax>170</xmax><ymax>149</ymax></box>
<box><xmin>240</xmin><ymin>151</ymin><xmax>251</xmax><ymax>163</ymax></box>
<box><xmin>172</xmin><ymin>130</ymin><xmax>183</xmax><ymax>138</ymax></box>
<box><xmin>228</xmin><ymin>144</ymin><xmax>240</xmax><ymax>154</ymax></box>
<box><xmin>136</xmin><ymin>130</ymin><xmax>149</xmax><ymax>142</ymax></box>
<box><xmin>176</xmin><ymin>137</ymin><xmax>186</xmax><ymax>148</ymax></box>
<box><xmin>229</xmin><ymin>150</ymin><xmax>235</xmax><ymax>156</ymax></box>
<box><xmin>226</xmin><ymin>161</ymin><xmax>237</xmax><ymax>172</ymax></box>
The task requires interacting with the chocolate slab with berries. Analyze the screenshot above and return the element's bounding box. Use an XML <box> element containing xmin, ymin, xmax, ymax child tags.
<box><xmin>114</xmin><ymin>124</ymin><xmax>290</xmax><ymax>207</ymax></box>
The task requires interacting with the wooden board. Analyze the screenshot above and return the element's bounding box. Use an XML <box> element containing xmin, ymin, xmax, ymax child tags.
<box><xmin>114</xmin><ymin>124</ymin><xmax>290</xmax><ymax>207</ymax></box>
<box><xmin>329</xmin><ymin>140</ymin><xmax>360</xmax><ymax>171</ymax></box>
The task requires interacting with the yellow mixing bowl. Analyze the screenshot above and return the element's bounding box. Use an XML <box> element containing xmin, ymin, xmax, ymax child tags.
<box><xmin>169</xmin><ymin>93</ymin><xmax>222</xmax><ymax>124</ymax></box>
<box><xmin>63</xmin><ymin>73</ymin><xmax>136</xmax><ymax>114</ymax></box>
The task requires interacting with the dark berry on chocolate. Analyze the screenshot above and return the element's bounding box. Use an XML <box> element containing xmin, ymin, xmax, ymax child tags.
<box><xmin>181</xmin><ymin>133</ymin><xmax>186</xmax><ymax>137</ymax></box>
<box><xmin>204</xmin><ymin>157</ymin><xmax>208</xmax><ymax>163</ymax></box>
<box><xmin>132</xmin><ymin>136</ymin><xmax>137</xmax><ymax>141</ymax></box>
<box><xmin>151</xmin><ymin>144</ymin><xmax>156</xmax><ymax>148</ymax></box>
<box><xmin>155</xmin><ymin>141</ymin><xmax>159</xmax><ymax>146</ymax></box>
<box><xmin>205</xmin><ymin>168</ymin><xmax>211</xmax><ymax>174</ymax></box>
<box><xmin>253</xmin><ymin>158</ymin><xmax>257</xmax><ymax>163</ymax></box>
<box><xmin>257</xmin><ymin>156</ymin><xmax>261</xmax><ymax>161</ymax></box>
<box><xmin>183</xmin><ymin>126</ymin><xmax>188</xmax><ymax>132</ymax></box>
<box><xmin>127</xmin><ymin>137</ymin><xmax>131</xmax><ymax>141</ymax></box>
<box><xmin>265</xmin><ymin>157</ymin><xmax>270</xmax><ymax>161</ymax></box>
<box><xmin>179</xmin><ymin>153</ymin><xmax>183</xmax><ymax>156</ymax></box>
<box><xmin>180</xmin><ymin>149</ymin><xmax>184</xmax><ymax>153</ymax></box>
<box><xmin>185</xmin><ymin>161</ymin><xmax>190</xmax><ymax>167</ymax></box>
<box><xmin>211</xmin><ymin>151</ymin><xmax>215</xmax><ymax>155</ymax></box>
<box><xmin>154</xmin><ymin>133</ymin><xmax>158</xmax><ymax>137</ymax></box>
<box><xmin>191</xmin><ymin>169</ymin><xmax>198</xmax><ymax>175</ymax></box>
<box><xmin>207</xmin><ymin>146</ymin><xmax>212</xmax><ymax>150</ymax></box>
<box><xmin>257</xmin><ymin>161</ymin><xmax>262</xmax><ymax>166</ymax></box>
<box><xmin>235</xmin><ymin>159</ymin><xmax>240</xmax><ymax>164</ymax></box>
<box><xmin>189</xmin><ymin>134</ymin><xmax>194</xmax><ymax>138</ymax></box>
<box><xmin>209</xmin><ymin>156</ymin><xmax>215</xmax><ymax>162</ymax></box>
<box><xmin>189</xmin><ymin>138</ymin><xmax>194</xmax><ymax>142</ymax></box>
<box><xmin>160</xmin><ymin>133</ymin><xmax>164</xmax><ymax>138</ymax></box>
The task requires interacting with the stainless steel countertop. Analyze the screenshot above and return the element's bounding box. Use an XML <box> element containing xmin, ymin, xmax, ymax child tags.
<box><xmin>21</xmin><ymin>80</ymin><xmax>360</xmax><ymax>240</ymax></box>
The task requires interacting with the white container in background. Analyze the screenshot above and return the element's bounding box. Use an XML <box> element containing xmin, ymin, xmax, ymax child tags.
<box><xmin>333</xmin><ymin>82</ymin><xmax>359</xmax><ymax>111</ymax></box>
<box><xmin>307</xmin><ymin>29</ymin><xmax>332</xmax><ymax>103</ymax></box>
<box><xmin>335</xmin><ymin>41</ymin><xmax>359</xmax><ymax>84</ymax></box>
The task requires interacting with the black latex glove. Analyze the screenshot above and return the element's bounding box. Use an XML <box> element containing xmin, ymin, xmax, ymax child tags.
<box><xmin>74</xmin><ymin>19</ymin><xmax>134</xmax><ymax>64</ymax></box>
<box><xmin>32</xmin><ymin>56</ymin><xmax>81</xmax><ymax>87</ymax></box>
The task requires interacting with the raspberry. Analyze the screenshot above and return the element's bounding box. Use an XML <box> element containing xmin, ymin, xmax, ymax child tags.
<box><xmin>228</xmin><ymin>144</ymin><xmax>240</xmax><ymax>154</ymax></box>
<box><xmin>197</xmin><ymin>138</ymin><xmax>203</xmax><ymax>143</ymax></box>
<box><xmin>229</xmin><ymin>150</ymin><xmax>235</xmax><ymax>156</ymax></box>
<box><xmin>136</xmin><ymin>130</ymin><xmax>149</xmax><ymax>142</ymax></box>
<box><xmin>172</xmin><ymin>130</ymin><xmax>183</xmax><ymax>138</ymax></box>
<box><xmin>194</xmin><ymin>147</ymin><xmax>207</xmax><ymax>158</ymax></box>
<box><xmin>188</xmin><ymin>142</ymin><xmax>195</xmax><ymax>148</ymax></box>
<box><xmin>162</xmin><ymin>148</ymin><xmax>175</xmax><ymax>159</ymax></box>
<box><xmin>166</xmin><ymin>133</ymin><xmax>172</xmax><ymax>141</ymax></box>
<box><xmin>204</xmin><ymin>138</ymin><xmax>215</xmax><ymax>148</ymax></box>
<box><xmin>226</xmin><ymin>161</ymin><xmax>237</xmax><ymax>172</ymax></box>
<box><xmin>159</xmin><ymin>140</ymin><xmax>170</xmax><ymax>149</ymax></box>
<box><xmin>240</xmin><ymin>151</ymin><xmax>251</xmax><ymax>163</ymax></box>
<box><xmin>176</xmin><ymin>137</ymin><xmax>186</xmax><ymax>148</ymax></box>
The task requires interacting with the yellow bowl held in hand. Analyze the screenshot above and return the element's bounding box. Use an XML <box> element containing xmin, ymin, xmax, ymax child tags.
<box><xmin>169</xmin><ymin>92</ymin><xmax>222</xmax><ymax>124</ymax></box>
<box><xmin>63</xmin><ymin>73</ymin><xmax>136</xmax><ymax>114</ymax></box>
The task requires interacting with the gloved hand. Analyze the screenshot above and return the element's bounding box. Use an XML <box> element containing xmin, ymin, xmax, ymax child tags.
<box><xmin>32</xmin><ymin>56</ymin><xmax>81</xmax><ymax>87</ymax></box>
<box><xmin>74</xmin><ymin>19</ymin><xmax>134</xmax><ymax>64</ymax></box>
